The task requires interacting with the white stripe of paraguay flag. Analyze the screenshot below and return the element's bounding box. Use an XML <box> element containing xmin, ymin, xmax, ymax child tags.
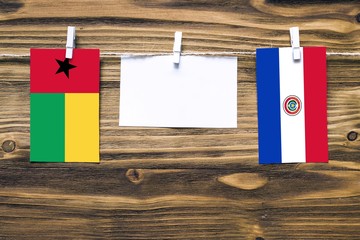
<box><xmin>256</xmin><ymin>47</ymin><xmax>328</xmax><ymax>164</ymax></box>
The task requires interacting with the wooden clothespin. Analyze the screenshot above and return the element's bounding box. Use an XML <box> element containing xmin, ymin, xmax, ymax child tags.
<box><xmin>66</xmin><ymin>26</ymin><xmax>76</xmax><ymax>59</ymax></box>
<box><xmin>173</xmin><ymin>31</ymin><xmax>182</xmax><ymax>64</ymax></box>
<box><xmin>290</xmin><ymin>27</ymin><xmax>301</xmax><ymax>61</ymax></box>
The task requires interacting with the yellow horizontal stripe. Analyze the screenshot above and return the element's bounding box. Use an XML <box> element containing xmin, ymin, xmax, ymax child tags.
<box><xmin>65</xmin><ymin>93</ymin><xmax>99</xmax><ymax>162</ymax></box>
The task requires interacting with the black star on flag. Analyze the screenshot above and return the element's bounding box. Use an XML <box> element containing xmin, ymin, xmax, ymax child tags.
<box><xmin>55</xmin><ymin>58</ymin><xmax>77</xmax><ymax>79</ymax></box>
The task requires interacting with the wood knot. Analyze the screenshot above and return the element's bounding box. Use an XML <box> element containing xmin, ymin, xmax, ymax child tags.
<box><xmin>125</xmin><ymin>169</ymin><xmax>144</xmax><ymax>185</ymax></box>
<box><xmin>256</xmin><ymin>237</ymin><xmax>265</xmax><ymax>240</ymax></box>
<box><xmin>347</xmin><ymin>131</ymin><xmax>358</xmax><ymax>141</ymax></box>
<box><xmin>218</xmin><ymin>173</ymin><xmax>268</xmax><ymax>190</ymax></box>
<box><xmin>356</xmin><ymin>13</ymin><xmax>360</xmax><ymax>23</ymax></box>
<box><xmin>2</xmin><ymin>140</ymin><xmax>16</xmax><ymax>153</ymax></box>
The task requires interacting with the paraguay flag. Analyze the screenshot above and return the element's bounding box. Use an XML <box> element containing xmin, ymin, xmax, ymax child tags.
<box><xmin>256</xmin><ymin>47</ymin><xmax>328</xmax><ymax>164</ymax></box>
<box><xmin>30</xmin><ymin>49</ymin><xmax>100</xmax><ymax>162</ymax></box>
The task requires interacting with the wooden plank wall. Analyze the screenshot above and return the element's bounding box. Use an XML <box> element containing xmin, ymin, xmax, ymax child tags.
<box><xmin>0</xmin><ymin>0</ymin><xmax>359</xmax><ymax>239</ymax></box>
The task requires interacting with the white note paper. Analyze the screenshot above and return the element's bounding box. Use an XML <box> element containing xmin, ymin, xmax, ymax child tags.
<box><xmin>119</xmin><ymin>55</ymin><xmax>237</xmax><ymax>128</ymax></box>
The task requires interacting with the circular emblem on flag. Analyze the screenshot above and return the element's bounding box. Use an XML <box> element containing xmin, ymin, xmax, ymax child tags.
<box><xmin>283</xmin><ymin>95</ymin><xmax>302</xmax><ymax>116</ymax></box>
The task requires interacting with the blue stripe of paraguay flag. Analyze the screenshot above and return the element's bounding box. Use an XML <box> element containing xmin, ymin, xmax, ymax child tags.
<box><xmin>256</xmin><ymin>47</ymin><xmax>328</xmax><ymax>164</ymax></box>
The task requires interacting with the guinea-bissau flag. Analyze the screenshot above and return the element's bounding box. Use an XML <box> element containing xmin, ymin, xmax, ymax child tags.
<box><xmin>30</xmin><ymin>49</ymin><xmax>100</xmax><ymax>162</ymax></box>
<box><xmin>256</xmin><ymin>47</ymin><xmax>328</xmax><ymax>164</ymax></box>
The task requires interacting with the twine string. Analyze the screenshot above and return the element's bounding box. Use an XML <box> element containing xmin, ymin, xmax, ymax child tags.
<box><xmin>0</xmin><ymin>51</ymin><xmax>359</xmax><ymax>58</ymax></box>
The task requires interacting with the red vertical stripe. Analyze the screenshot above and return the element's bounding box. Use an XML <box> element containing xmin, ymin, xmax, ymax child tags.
<box><xmin>304</xmin><ymin>47</ymin><xmax>328</xmax><ymax>163</ymax></box>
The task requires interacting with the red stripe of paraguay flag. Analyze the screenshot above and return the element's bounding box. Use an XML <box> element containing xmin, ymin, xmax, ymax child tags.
<box><xmin>256</xmin><ymin>47</ymin><xmax>328</xmax><ymax>164</ymax></box>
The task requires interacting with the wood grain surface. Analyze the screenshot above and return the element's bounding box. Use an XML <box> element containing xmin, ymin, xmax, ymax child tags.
<box><xmin>0</xmin><ymin>0</ymin><xmax>359</xmax><ymax>239</ymax></box>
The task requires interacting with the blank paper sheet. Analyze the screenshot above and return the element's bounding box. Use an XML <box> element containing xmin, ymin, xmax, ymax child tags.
<box><xmin>119</xmin><ymin>55</ymin><xmax>237</xmax><ymax>128</ymax></box>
